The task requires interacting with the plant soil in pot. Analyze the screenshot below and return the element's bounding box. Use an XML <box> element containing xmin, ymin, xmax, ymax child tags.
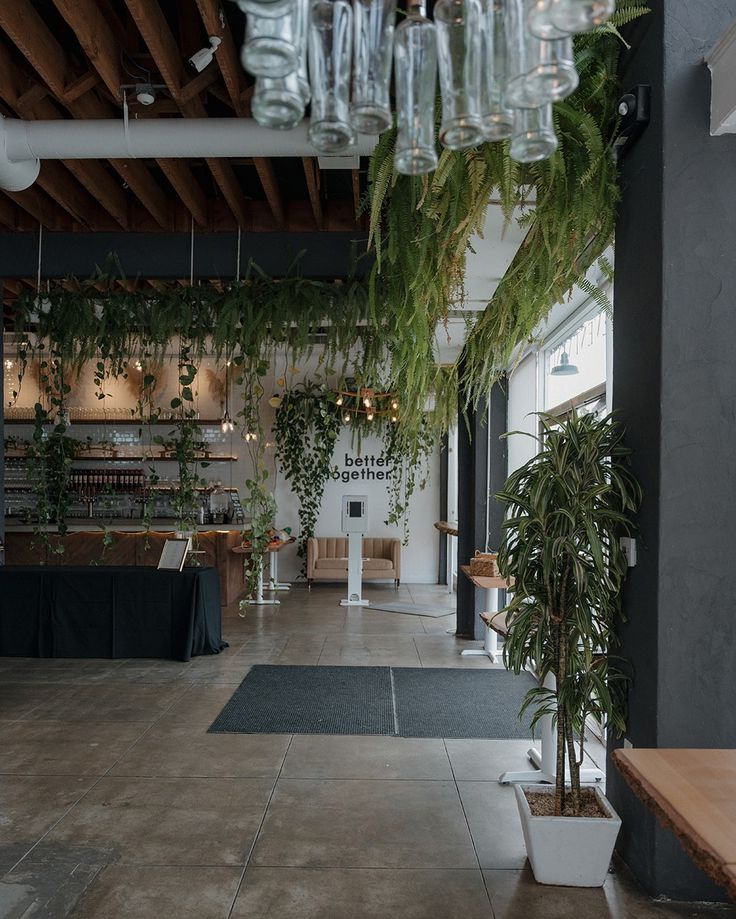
<box><xmin>515</xmin><ymin>783</ymin><xmax>621</xmax><ymax>887</ymax></box>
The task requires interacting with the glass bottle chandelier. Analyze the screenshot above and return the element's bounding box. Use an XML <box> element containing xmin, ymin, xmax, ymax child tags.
<box><xmin>233</xmin><ymin>0</ymin><xmax>613</xmax><ymax>171</ymax></box>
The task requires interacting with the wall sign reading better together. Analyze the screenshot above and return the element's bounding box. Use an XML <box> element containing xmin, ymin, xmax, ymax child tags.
<box><xmin>333</xmin><ymin>452</ymin><xmax>396</xmax><ymax>484</ymax></box>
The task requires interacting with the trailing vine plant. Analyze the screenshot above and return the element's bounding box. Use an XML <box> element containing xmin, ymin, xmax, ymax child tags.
<box><xmin>273</xmin><ymin>383</ymin><xmax>341</xmax><ymax>568</ymax></box>
<box><xmin>235</xmin><ymin>355</ymin><xmax>278</xmax><ymax>605</ymax></box>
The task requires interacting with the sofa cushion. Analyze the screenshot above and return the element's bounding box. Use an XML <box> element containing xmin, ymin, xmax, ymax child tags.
<box><xmin>363</xmin><ymin>558</ymin><xmax>393</xmax><ymax>571</ymax></box>
<box><xmin>315</xmin><ymin>558</ymin><xmax>349</xmax><ymax>570</ymax></box>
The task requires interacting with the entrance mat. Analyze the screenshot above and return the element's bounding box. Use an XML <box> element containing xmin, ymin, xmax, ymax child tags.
<box><xmin>208</xmin><ymin>665</ymin><xmax>394</xmax><ymax>735</ymax></box>
<box><xmin>208</xmin><ymin>665</ymin><xmax>536</xmax><ymax>738</ymax></box>
<box><xmin>368</xmin><ymin>601</ymin><xmax>454</xmax><ymax>619</ymax></box>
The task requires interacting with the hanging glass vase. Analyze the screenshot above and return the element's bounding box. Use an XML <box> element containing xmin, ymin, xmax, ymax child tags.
<box><xmin>351</xmin><ymin>0</ymin><xmax>395</xmax><ymax>135</ymax></box>
<box><xmin>479</xmin><ymin>0</ymin><xmax>513</xmax><ymax>141</ymax></box>
<box><xmin>393</xmin><ymin>0</ymin><xmax>438</xmax><ymax>174</ymax></box>
<box><xmin>509</xmin><ymin>104</ymin><xmax>558</xmax><ymax>162</ymax></box>
<box><xmin>549</xmin><ymin>0</ymin><xmax>614</xmax><ymax>34</ymax></box>
<box><xmin>242</xmin><ymin>6</ymin><xmax>299</xmax><ymax>78</ymax></box>
<box><xmin>308</xmin><ymin>0</ymin><xmax>356</xmax><ymax>153</ymax></box>
<box><xmin>435</xmin><ymin>0</ymin><xmax>484</xmax><ymax>149</ymax></box>
<box><xmin>236</xmin><ymin>0</ymin><xmax>294</xmax><ymax>19</ymax></box>
<box><xmin>525</xmin><ymin>35</ymin><xmax>578</xmax><ymax>102</ymax></box>
<box><xmin>504</xmin><ymin>0</ymin><xmax>543</xmax><ymax>108</ymax></box>
<box><xmin>253</xmin><ymin>72</ymin><xmax>306</xmax><ymax>128</ymax></box>
<box><xmin>527</xmin><ymin>0</ymin><xmax>570</xmax><ymax>40</ymax></box>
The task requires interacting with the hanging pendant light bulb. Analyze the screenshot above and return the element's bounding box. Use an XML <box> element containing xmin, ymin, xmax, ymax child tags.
<box><xmin>479</xmin><ymin>0</ymin><xmax>514</xmax><ymax>141</ymax></box>
<box><xmin>548</xmin><ymin>0</ymin><xmax>614</xmax><ymax>34</ymax></box>
<box><xmin>351</xmin><ymin>0</ymin><xmax>395</xmax><ymax>134</ymax></box>
<box><xmin>336</xmin><ymin>395</ymin><xmax>344</xmax><ymax>406</ymax></box>
<box><xmin>435</xmin><ymin>0</ymin><xmax>484</xmax><ymax>149</ymax></box>
<box><xmin>393</xmin><ymin>0</ymin><xmax>438</xmax><ymax>175</ymax></box>
<box><xmin>343</xmin><ymin>411</ymin><xmax>351</xmax><ymax>423</ymax></box>
<box><xmin>366</xmin><ymin>411</ymin><xmax>374</xmax><ymax>421</ymax></box>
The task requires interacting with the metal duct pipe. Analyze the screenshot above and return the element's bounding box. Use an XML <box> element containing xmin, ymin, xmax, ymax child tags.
<box><xmin>0</xmin><ymin>118</ymin><xmax>40</xmax><ymax>192</ymax></box>
<box><xmin>0</xmin><ymin>116</ymin><xmax>377</xmax><ymax>190</ymax></box>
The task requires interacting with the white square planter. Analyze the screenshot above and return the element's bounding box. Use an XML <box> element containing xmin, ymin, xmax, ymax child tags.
<box><xmin>515</xmin><ymin>783</ymin><xmax>621</xmax><ymax>887</ymax></box>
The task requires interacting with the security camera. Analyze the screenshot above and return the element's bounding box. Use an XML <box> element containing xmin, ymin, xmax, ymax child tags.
<box><xmin>189</xmin><ymin>36</ymin><xmax>222</xmax><ymax>73</ymax></box>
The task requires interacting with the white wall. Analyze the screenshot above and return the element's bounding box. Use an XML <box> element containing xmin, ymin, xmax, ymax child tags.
<box><xmin>506</xmin><ymin>353</ymin><xmax>539</xmax><ymax>476</ymax></box>
<box><xmin>273</xmin><ymin>427</ymin><xmax>440</xmax><ymax>584</ymax></box>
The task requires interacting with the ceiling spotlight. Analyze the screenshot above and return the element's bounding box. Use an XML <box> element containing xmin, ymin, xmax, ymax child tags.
<box><xmin>189</xmin><ymin>36</ymin><xmax>222</xmax><ymax>73</ymax></box>
<box><xmin>550</xmin><ymin>351</ymin><xmax>579</xmax><ymax>376</ymax></box>
<box><xmin>135</xmin><ymin>83</ymin><xmax>156</xmax><ymax>105</ymax></box>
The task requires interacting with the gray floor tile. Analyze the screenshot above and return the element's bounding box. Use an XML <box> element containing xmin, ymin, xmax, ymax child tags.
<box><xmin>69</xmin><ymin>865</ymin><xmax>241</xmax><ymax>918</ymax></box>
<box><xmin>0</xmin><ymin>683</ymin><xmax>69</xmax><ymax>720</ymax></box>
<box><xmin>282</xmin><ymin>735</ymin><xmax>453</xmax><ymax>780</ymax></box>
<box><xmin>446</xmin><ymin>739</ymin><xmax>534</xmax><ymax>782</ymax></box>
<box><xmin>160</xmin><ymin>685</ymin><xmax>239</xmax><ymax>725</ymax></box>
<box><xmin>457</xmin><ymin>781</ymin><xmax>528</xmax><ymax>869</ymax></box>
<box><xmin>46</xmin><ymin>776</ymin><xmax>272</xmax><ymax>866</ymax></box>
<box><xmin>482</xmin><ymin>866</ymin><xmax>736</xmax><ymax>919</ymax></box>
<box><xmin>25</xmin><ymin>683</ymin><xmax>187</xmax><ymax>722</ymax></box>
<box><xmin>0</xmin><ymin>721</ymin><xmax>150</xmax><ymax>776</ymax></box>
<box><xmin>231</xmin><ymin>867</ymin><xmax>493</xmax><ymax>918</ymax></box>
<box><xmin>110</xmin><ymin>723</ymin><xmax>290</xmax><ymax>777</ymax></box>
<box><xmin>251</xmin><ymin>778</ymin><xmax>478</xmax><ymax>869</ymax></box>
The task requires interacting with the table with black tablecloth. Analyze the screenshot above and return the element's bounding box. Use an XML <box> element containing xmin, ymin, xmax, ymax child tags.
<box><xmin>0</xmin><ymin>566</ymin><xmax>228</xmax><ymax>661</ymax></box>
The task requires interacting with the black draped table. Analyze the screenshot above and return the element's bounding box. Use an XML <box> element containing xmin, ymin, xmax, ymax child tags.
<box><xmin>0</xmin><ymin>566</ymin><xmax>228</xmax><ymax>661</ymax></box>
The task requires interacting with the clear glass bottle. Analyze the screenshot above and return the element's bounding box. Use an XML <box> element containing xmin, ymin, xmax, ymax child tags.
<box><xmin>393</xmin><ymin>0</ymin><xmax>438</xmax><ymax>174</ymax></box>
<box><xmin>242</xmin><ymin>7</ymin><xmax>299</xmax><ymax>78</ymax></box>
<box><xmin>509</xmin><ymin>104</ymin><xmax>558</xmax><ymax>162</ymax></box>
<box><xmin>527</xmin><ymin>0</ymin><xmax>569</xmax><ymax>40</ymax></box>
<box><xmin>479</xmin><ymin>0</ymin><xmax>513</xmax><ymax>141</ymax></box>
<box><xmin>549</xmin><ymin>0</ymin><xmax>614</xmax><ymax>34</ymax></box>
<box><xmin>435</xmin><ymin>0</ymin><xmax>484</xmax><ymax>149</ymax></box>
<box><xmin>525</xmin><ymin>35</ymin><xmax>578</xmax><ymax>102</ymax></box>
<box><xmin>236</xmin><ymin>0</ymin><xmax>294</xmax><ymax>19</ymax></box>
<box><xmin>351</xmin><ymin>0</ymin><xmax>395</xmax><ymax>135</ymax></box>
<box><xmin>308</xmin><ymin>0</ymin><xmax>356</xmax><ymax>152</ymax></box>
<box><xmin>252</xmin><ymin>72</ymin><xmax>306</xmax><ymax>128</ymax></box>
<box><xmin>504</xmin><ymin>0</ymin><xmax>542</xmax><ymax>108</ymax></box>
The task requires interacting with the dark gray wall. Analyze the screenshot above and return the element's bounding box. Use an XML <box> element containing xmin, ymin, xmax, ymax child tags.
<box><xmin>456</xmin><ymin>380</ymin><xmax>507</xmax><ymax>639</ymax></box>
<box><xmin>0</xmin><ymin>231</ymin><xmax>371</xmax><ymax>279</ymax></box>
<box><xmin>609</xmin><ymin>0</ymin><xmax>736</xmax><ymax>900</ymax></box>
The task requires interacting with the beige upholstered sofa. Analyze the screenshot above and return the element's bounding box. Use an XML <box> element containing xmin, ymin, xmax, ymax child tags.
<box><xmin>306</xmin><ymin>536</ymin><xmax>401</xmax><ymax>587</ymax></box>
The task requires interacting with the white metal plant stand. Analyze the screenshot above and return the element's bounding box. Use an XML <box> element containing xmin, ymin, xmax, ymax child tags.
<box><xmin>498</xmin><ymin>672</ymin><xmax>604</xmax><ymax>786</ymax></box>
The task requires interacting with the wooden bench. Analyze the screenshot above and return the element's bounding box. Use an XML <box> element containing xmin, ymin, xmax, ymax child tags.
<box><xmin>612</xmin><ymin>748</ymin><xmax>736</xmax><ymax>900</ymax></box>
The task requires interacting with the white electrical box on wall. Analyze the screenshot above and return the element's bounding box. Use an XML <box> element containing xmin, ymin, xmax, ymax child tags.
<box><xmin>341</xmin><ymin>495</ymin><xmax>368</xmax><ymax>534</ymax></box>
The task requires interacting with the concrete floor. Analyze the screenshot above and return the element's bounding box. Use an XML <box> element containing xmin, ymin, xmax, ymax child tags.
<box><xmin>0</xmin><ymin>582</ymin><xmax>733</xmax><ymax>918</ymax></box>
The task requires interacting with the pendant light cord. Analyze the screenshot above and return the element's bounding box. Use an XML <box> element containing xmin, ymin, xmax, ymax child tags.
<box><xmin>189</xmin><ymin>216</ymin><xmax>195</xmax><ymax>286</ymax></box>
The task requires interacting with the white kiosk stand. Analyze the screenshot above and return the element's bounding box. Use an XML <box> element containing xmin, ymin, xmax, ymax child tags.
<box><xmin>339</xmin><ymin>495</ymin><xmax>370</xmax><ymax>607</ymax></box>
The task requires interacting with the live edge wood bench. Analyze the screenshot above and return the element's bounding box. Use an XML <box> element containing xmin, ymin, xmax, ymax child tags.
<box><xmin>612</xmin><ymin>748</ymin><xmax>736</xmax><ymax>901</ymax></box>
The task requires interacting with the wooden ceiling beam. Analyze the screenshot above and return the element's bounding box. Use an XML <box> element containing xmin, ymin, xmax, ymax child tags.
<box><xmin>51</xmin><ymin>0</ymin><xmax>122</xmax><ymax>98</ymax></box>
<box><xmin>62</xmin><ymin>69</ymin><xmax>100</xmax><ymax>103</ymax></box>
<box><xmin>194</xmin><ymin>0</ymin><xmax>245</xmax><ymax>115</ymax></box>
<box><xmin>0</xmin><ymin>41</ymin><xmax>129</xmax><ymax>229</ymax></box>
<box><xmin>156</xmin><ymin>159</ymin><xmax>208</xmax><ymax>228</ymax></box>
<box><xmin>0</xmin><ymin>194</ymin><xmax>17</xmax><ymax>229</ymax></box>
<box><xmin>302</xmin><ymin>157</ymin><xmax>324</xmax><ymax>230</ymax></box>
<box><xmin>122</xmin><ymin>0</ymin><xmax>222</xmax><ymax>227</ymax></box>
<box><xmin>123</xmin><ymin>0</ymin><xmax>248</xmax><ymax>228</ymax></box>
<box><xmin>4</xmin><ymin>186</ymin><xmax>61</xmax><ymax>229</ymax></box>
<box><xmin>0</xmin><ymin>2</ymin><xmax>170</xmax><ymax>229</ymax></box>
<box><xmin>180</xmin><ymin>67</ymin><xmax>220</xmax><ymax>104</ymax></box>
<box><xmin>123</xmin><ymin>0</ymin><xmax>184</xmax><ymax>99</ymax></box>
<box><xmin>254</xmin><ymin>159</ymin><xmax>285</xmax><ymax>229</ymax></box>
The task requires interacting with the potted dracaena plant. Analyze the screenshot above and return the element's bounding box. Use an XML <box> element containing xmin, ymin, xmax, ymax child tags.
<box><xmin>496</xmin><ymin>410</ymin><xmax>641</xmax><ymax>887</ymax></box>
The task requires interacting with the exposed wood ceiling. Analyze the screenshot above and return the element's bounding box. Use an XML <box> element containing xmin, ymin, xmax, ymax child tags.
<box><xmin>0</xmin><ymin>0</ymin><xmax>365</xmax><ymax>233</ymax></box>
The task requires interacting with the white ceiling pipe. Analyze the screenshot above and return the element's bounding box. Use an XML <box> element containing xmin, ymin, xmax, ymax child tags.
<box><xmin>0</xmin><ymin>116</ymin><xmax>377</xmax><ymax>191</ymax></box>
<box><xmin>0</xmin><ymin>119</ymin><xmax>40</xmax><ymax>191</ymax></box>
